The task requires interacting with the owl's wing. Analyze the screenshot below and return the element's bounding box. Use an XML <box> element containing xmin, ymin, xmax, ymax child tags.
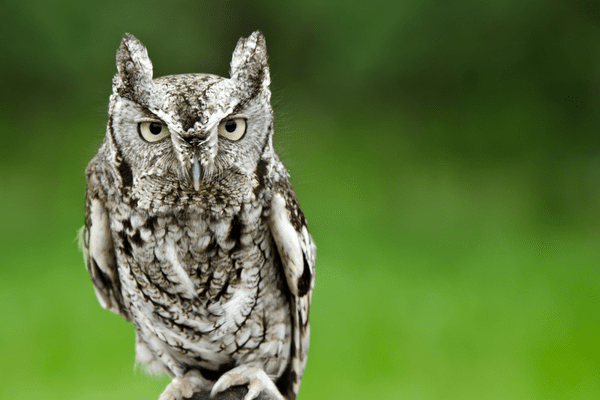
<box><xmin>267</xmin><ymin>182</ymin><xmax>315</xmax><ymax>397</ymax></box>
<box><xmin>268</xmin><ymin>188</ymin><xmax>315</xmax><ymax>299</ymax></box>
<box><xmin>79</xmin><ymin>186</ymin><xmax>129</xmax><ymax>321</ymax></box>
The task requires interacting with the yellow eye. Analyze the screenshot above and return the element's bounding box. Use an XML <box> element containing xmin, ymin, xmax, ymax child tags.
<box><xmin>218</xmin><ymin>118</ymin><xmax>246</xmax><ymax>141</ymax></box>
<box><xmin>138</xmin><ymin>121</ymin><xmax>170</xmax><ymax>143</ymax></box>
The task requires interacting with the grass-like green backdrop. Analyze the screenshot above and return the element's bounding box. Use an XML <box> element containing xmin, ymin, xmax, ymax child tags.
<box><xmin>1</xmin><ymin>1</ymin><xmax>599</xmax><ymax>399</ymax></box>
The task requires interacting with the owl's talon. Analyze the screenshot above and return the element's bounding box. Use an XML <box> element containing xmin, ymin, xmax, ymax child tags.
<box><xmin>158</xmin><ymin>370</ymin><xmax>210</xmax><ymax>400</ymax></box>
<box><xmin>210</xmin><ymin>365</ymin><xmax>284</xmax><ymax>400</ymax></box>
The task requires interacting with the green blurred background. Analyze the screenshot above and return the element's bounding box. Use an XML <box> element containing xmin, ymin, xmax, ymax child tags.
<box><xmin>1</xmin><ymin>0</ymin><xmax>599</xmax><ymax>399</ymax></box>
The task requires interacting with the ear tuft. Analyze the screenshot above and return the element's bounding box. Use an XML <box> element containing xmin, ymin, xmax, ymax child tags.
<box><xmin>229</xmin><ymin>31</ymin><xmax>270</xmax><ymax>89</ymax></box>
<box><xmin>113</xmin><ymin>33</ymin><xmax>154</xmax><ymax>103</ymax></box>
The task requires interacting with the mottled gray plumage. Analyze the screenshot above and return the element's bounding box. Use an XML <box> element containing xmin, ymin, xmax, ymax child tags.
<box><xmin>79</xmin><ymin>32</ymin><xmax>315</xmax><ymax>400</ymax></box>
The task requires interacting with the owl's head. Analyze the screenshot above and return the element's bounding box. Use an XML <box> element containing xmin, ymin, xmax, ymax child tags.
<box><xmin>106</xmin><ymin>32</ymin><xmax>273</xmax><ymax>206</ymax></box>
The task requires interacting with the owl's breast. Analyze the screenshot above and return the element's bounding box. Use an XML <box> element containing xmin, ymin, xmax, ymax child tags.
<box><xmin>129</xmin><ymin>169</ymin><xmax>259</xmax><ymax>216</ymax></box>
<box><xmin>109</xmin><ymin>199</ymin><xmax>291</xmax><ymax>377</ymax></box>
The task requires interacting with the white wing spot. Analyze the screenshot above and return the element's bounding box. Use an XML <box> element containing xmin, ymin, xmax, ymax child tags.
<box><xmin>269</xmin><ymin>193</ymin><xmax>303</xmax><ymax>296</ymax></box>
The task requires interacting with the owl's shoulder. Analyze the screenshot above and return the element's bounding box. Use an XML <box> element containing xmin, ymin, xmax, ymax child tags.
<box><xmin>261</xmin><ymin>159</ymin><xmax>307</xmax><ymax>229</ymax></box>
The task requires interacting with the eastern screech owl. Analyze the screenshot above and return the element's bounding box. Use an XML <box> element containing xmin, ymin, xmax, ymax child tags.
<box><xmin>79</xmin><ymin>31</ymin><xmax>315</xmax><ymax>400</ymax></box>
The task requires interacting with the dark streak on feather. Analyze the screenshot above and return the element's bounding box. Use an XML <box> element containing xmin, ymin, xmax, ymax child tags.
<box><xmin>228</xmin><ymin>215</ymin><xmax>242</xmax><ymax>245</ymax></box>
<box><xmin>90</xmin><ymin>257</ymin><xmax>110</xmax><ymax>293</ymax></box>
<box><xmin>276</xmin><ymin>362</ymin><xmax>298</xmax><ymax>400</ymax></box>
<box><xmin>143</xmin><ymin>215</ymin><xmax>157</xmax><ymax>230</ymax></box>
<box><xmin>130</xmin><ymin>231</ymin><xmax>142</xmax><ymax>247</ymax></box>
<box><xmin>213</xmin><ymin>280</ymin><xmax>230</xmax><ymax>303</ymax></box>
<box><xmin>297</xmin><ymin>255</ymin><xmax>312</xmax><ymax>298</ymax></box>
<box><xmin>253</xmin><ymin>158</ymin><xmax>268</xmax><ymax>197</ymax></box>
<box><xmin>118</xmin><ymin>158</ymin><xmax>133</xmax><ymax>188</ymax></box>
<box><xmin>122</xmin><ymin>218</ymin><xmax>132</xmax><ymax>233</ymax></box>
<box><xmin>120</xmin><ymin>232</ymin><xmax>132</xmax><ymax>257</ymax></box>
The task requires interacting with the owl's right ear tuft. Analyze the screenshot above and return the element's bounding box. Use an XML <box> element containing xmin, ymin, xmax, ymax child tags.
<box><xmin>113</xmin><ymin>33</ymin><xmax>154</xmax><ymax>103</ymax></box>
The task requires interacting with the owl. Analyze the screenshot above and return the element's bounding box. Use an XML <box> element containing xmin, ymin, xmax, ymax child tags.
<box><xmin>79</xmin><ymin>31</ymin><xmax>315</xmax><ymax>400</ymax></box>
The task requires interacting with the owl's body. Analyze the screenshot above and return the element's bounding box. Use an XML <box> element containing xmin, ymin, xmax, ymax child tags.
<box><xmin>81</xmin><ymin>32</ymin><xmax>314</xmax><ymax>400</ymax></box>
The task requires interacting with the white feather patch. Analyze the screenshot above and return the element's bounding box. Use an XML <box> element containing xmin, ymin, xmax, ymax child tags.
<box><xmin>89</xmin><ymin>199</ymin><xmax>114</xmax><ymax>274</ymax></box>
<box><xmin>164</xmin><ymin>241</ymin><xmax>197</xmax><ymax>299</ymax></box>
<box><xmin>88</xmin><ymin>199</ymin><xmax>117</xmax><ymax>312</ymax></box>
<box><xmin>268</xmin><ymin>193</ymin><xmax>303</xmax><ymax>296</ymax></box>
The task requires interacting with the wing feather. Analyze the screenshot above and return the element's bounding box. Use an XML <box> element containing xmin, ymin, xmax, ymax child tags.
<box><xmin>268</xmin><ymin>185</ymin><xmax>315</xmax><ymax>399</ymax></box>
<box><xmin>268</xmin><ymin>192</ymin><xmax>315</xmax><ymax>299</ymax></box>
<box><xmin>80</xmin><ymin>188</ymin><xmax>129</xmax><ymax>320</ymax></box>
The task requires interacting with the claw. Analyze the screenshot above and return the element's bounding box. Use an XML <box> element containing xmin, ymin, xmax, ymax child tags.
<box><xmin>210</xmin><ymin>365</ymin><xmax>284</xmax><ymax>400</ymax></box>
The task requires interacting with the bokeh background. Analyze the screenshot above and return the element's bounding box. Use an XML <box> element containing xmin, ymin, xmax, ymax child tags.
<box><xmin>1</xmin><ymin>0</ymin><xmax>599</xmax><ymax>399</ymax></box>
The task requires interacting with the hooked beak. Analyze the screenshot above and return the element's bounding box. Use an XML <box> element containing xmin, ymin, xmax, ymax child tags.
<box><xmin>192</xmin><ymin>156</ymin><xmax>201</xmax><ymax>191</ymax></box>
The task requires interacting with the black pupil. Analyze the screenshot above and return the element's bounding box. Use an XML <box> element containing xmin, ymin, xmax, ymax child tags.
<box><xmin>225</xmin><ymin>120</ymin><xmax>237</xmax><ymax>133</ymax></box>
<box><xmin>149</xmin><ymin>122</ymin><xmax>162</xmax><ymax>135</ymax></box>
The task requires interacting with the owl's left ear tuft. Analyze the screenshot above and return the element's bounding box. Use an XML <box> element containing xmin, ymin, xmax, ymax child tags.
<box><xmin>229</xmin><ymin>31</ymin><xmax>270</xmax><ymax>89</ymax></box>
<box><xmin>113</xmin><ymin>33</ymin><xmax>154</xmax><ymax>103</ymax></box>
